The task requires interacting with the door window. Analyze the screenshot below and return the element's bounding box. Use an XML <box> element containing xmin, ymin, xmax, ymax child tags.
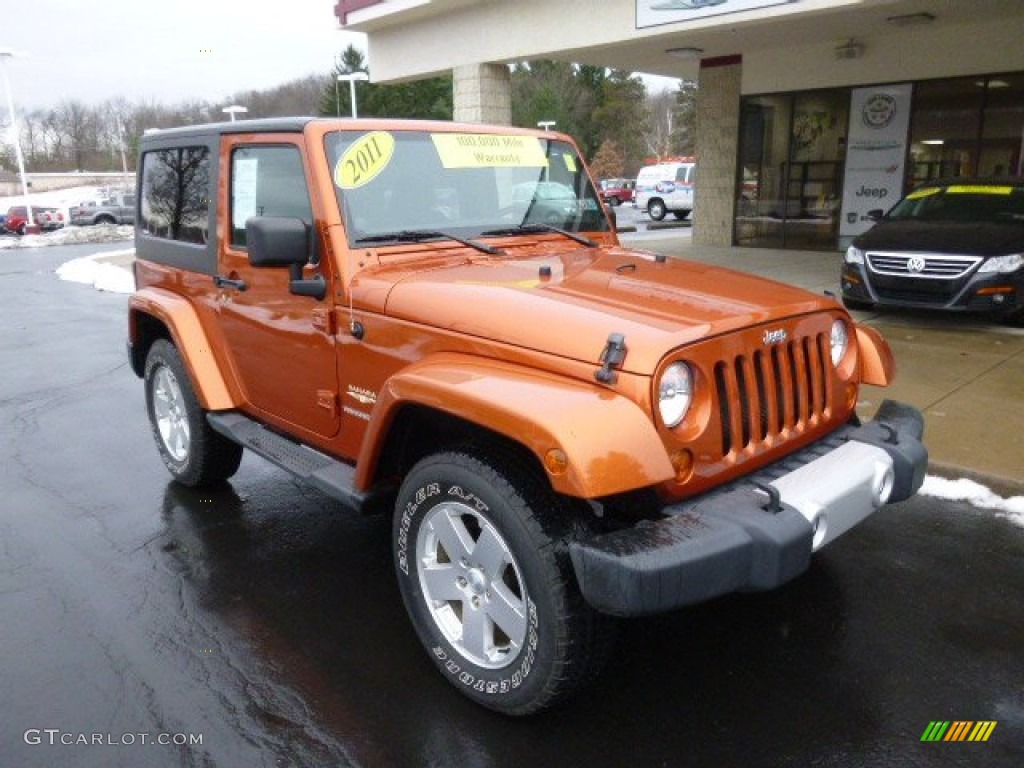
<box><xmin>230</xmin><ymin>145</ymin><xmax>312</xmax><ymax>247</ymax></box>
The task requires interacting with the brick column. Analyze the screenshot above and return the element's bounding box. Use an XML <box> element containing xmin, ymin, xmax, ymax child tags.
<box><xmin>694</xmin><ymin>55</ymin><xmax>742</xmax><ymax>246</ymax></box>
<box><xmin>453</xmin><ymin>63</ymin><xmax>511</xmax><ymax>125</ymax></box>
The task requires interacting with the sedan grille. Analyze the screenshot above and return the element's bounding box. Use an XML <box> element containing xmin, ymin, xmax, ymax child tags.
<box><xmin>713</xmin><ymin>333</ymin><xmax>830</xmax><ymax>456</ymax></box>
<box><xmin>866</xmin><ymin>252</ymin><xmax>981</xmax><ymax>280</ymax></box>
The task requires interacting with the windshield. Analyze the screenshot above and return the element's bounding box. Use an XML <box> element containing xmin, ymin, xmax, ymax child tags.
<box><xmin>325</xmin><ymin>130</ymin><xmax>609</xmax><ymax>245</ymax></box>
<box><xmin>886</xmin><ymin>183</ymin><xmax>1024</xmax><ymax>223</ymax></box>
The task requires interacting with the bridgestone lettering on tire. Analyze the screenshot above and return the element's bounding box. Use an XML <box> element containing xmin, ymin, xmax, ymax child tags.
<box><xmin>393</xmin><ymin>450</ymin><xmax>615</xmax><ymax>715</ymax></box>
<box><xmin>144</xmin><ymin>339</ymin><xmax>242</xmax><ymax>487</ymax></box>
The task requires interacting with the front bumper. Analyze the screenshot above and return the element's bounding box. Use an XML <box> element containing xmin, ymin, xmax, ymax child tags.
<box><xmin>569</xmin><ymin>400</ymin><xmax>927</xmax><ymax>617</ymax></box>
<box><xmin>841</xmin><ymin>263</ymin><xmax>1024</xmax><ymax>315</ymax></box>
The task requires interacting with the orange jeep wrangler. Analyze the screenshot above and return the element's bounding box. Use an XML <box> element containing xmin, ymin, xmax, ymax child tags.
<box><xmin>128</xmin><ymin>118</ymin><xmax>927</xmax><ymax>715</ymax></box>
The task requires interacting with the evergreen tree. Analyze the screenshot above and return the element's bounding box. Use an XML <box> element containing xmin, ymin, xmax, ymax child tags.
<box><xmin>319</xmin><ymin>44</ymin><xmax>453</xmax><ymax>120</ymax></box>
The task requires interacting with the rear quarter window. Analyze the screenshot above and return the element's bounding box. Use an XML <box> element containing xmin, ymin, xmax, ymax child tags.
<box><xmin>139</xmin><ymin>146</ymin><xmax>212</xmax><ymax>244</ymax></box>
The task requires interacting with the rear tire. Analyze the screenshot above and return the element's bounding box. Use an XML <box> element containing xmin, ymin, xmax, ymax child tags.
<box><xmin>95</xmin><ymin>214</ymin><xmax>116</xmax><ymax>225</ymax></box>
<box><xmin>144</xmin><ymin>339</ymin><xmax>243</xmax><ymax>486</ymax></box>
<box><xmin>393</xmin><ymin>449</ymin><xmax>615</xmax><ymax>715</ymax></box>
<box><xmin>607</xmin><ymin>196</ymin><xmax>620</xmax><ymax>207</ymax></box>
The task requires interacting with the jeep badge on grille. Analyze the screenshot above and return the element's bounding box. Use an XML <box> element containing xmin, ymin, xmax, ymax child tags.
<box><xmin>763</xmin><ymin>329</ymin><xmax>788</xmax><ymax>345</ymax></box>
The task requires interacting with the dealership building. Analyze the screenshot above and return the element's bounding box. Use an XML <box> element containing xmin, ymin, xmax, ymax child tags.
<box><xmin>338</xmin><ymin>0</ymin><xmax>1024</xmax><ymax>251</ymax></box>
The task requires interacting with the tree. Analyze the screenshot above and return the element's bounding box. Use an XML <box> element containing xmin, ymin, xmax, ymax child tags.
<box><xmin>319</xmin><ymin>44</ymin><xmax>452</xmax><ymax>120</ymax></box>
<box><xmin>643</xmin><ymin>80</ymin><xmax>697</xmax><ymax>162</ymax></box>
<box><xmin>589</xmin><ymin>139</ymin><xmax>626</xmax><ymax>181</ymax></box>
<box><xmin>511</xmin><ymin>61</ymin><xmax>648</xmax><ymax>173</ymax></box>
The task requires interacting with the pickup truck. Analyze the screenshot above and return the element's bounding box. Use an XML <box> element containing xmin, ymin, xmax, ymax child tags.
<box><xmin>70</xmin><ymin>192</ymin><xmax>135</xmax><ymax>226</ymax></box>
<box><xmin>128</xmin><ymin>117</ymin><xmax>927</xmax><ymax>715</ymax></box>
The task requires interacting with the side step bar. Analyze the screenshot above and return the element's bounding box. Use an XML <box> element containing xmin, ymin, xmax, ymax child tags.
<box><xmin>207</xmin><ymin>412</ymin><xmax>388</xmax><ymax>513</ymax></box>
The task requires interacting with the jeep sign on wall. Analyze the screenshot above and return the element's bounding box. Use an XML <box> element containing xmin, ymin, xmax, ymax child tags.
<box><xmin>839</xmin><ymin>84</ymin><xmax>912</xmax><ymax>246</ymax></box>
<box><xmin>636</xmin><ymin>0</ymin><xmax>798</xmax><ymax>29</ymax></box>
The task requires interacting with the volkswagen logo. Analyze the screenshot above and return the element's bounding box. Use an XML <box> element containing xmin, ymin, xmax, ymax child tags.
<box><xmin>907</xmin><ymin>256</ymin><xmax>927</xmax><ymax>274</ymax></box>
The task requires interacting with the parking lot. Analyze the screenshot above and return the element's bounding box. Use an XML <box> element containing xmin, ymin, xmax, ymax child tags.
<box><xmin>0</xmin><ymin>241</ymin><xmax>1020</xmax><ymax>767</ymax></box>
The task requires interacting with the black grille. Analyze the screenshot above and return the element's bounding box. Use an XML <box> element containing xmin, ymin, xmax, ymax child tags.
<box><xmin>715</xmin><ymin>334</ymin><xmax>829</xmax><ymax>456</ymax></box>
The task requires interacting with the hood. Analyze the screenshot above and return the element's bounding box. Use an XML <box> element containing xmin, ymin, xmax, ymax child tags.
<box><xmin>855</xmin><ymin>219</ymin><xmax>1024</xmax><ymax>257</ymax></box>
<box><xmin>352</xmin><ymin>247</ymin><xmax>835</xmax><ymax>373</ymax></box>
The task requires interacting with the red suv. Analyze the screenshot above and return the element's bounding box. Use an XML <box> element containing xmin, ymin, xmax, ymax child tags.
<box><xmin>3</xmin><ymin>205</ymin><xmax>65</xmax><ymax>234</ymax></box>
<box><xmin>598</xmin><ymin>178</ymin><xmax>635</xmax><ymax>206</ymax></box>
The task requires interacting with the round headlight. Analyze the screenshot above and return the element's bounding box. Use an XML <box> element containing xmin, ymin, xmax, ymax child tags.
<box><xmin>658</xmin><ymin>362</ymin><xmax>693</xmax><ymax>428</ymax></box>
<box><xmin>830</xmin><ymin>319</ymin><xmax>849</xmax><ymax>367</ymax></box>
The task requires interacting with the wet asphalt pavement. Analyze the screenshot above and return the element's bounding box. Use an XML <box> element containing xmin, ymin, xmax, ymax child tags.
<box><xmin>2</xmin><ymin>242</ymin><xmax>1022</xmax><ymax>767</ymax></box>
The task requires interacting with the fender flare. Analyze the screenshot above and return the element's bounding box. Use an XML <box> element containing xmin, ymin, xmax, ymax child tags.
<box><xmin>129</xmin><ymin>287</ymin><xmax>241</xmax><ymax>411</ymax></box>
<box><xmin>355</xmin><ymin>353</ymin><xmax>675</xmax><ymax>498</ymax></box>
<box><xmin>855</xmin><ymin>324</ymin><xmax>895</xmax><ymax>387</ymax></box>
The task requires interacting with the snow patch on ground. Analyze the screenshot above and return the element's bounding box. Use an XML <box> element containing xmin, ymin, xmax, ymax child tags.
<box><xmin>920</xmin><ymin>475</ymin><xmax>1024</xmax><ymax>527</ymax></box>
<box><xmin>56</xmin><ymin>250</ymin><xmax>136</xmax><ymax>294</ymax></box>
<box><xmin>0</xmin><ymin>223</ymin><xmax>133</xmax><ymax>250</ymax></box>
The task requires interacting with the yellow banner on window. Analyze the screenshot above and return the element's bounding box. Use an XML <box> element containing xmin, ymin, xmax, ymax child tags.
<box><xmin>906</xmin><ymin>187</ymin><xmax>941</xmax><ymax>200</ymax></box>
<box><xmin>946</xmin><ymin>185</ymin><xmax>1012</xmax><ymax>195</ymax></box>
<box><xmin>432</xmin><ymin>134</ymin><xmax>549</xmax><ymax>168</ymax></box>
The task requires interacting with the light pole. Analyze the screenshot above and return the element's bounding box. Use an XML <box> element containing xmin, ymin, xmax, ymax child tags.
<box><xmin>336</xmin><ymin>72</ymin><xmax>369</xmax><ymax>119</ymax></box>
<box><xmin>0</xmin><ymin>47</ymin><xmax>36</xmax><ymax>234</ymax></box>
<box><xmin>222</xmin><ymin>105</ymin><xmax>248</xmax><ymax>122</ymax></box>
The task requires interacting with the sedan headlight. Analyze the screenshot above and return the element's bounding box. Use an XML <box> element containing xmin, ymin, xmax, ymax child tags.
<box><xmin>845</xmin><ymin>246</ymin><xmax>865</xmax><ymax>265</ymax></box>
<box><xmin>978</xmin><ymin>253</ymin><xmax>1023</xmax><ymax>274</ymax></box>
<box><xmin>830</xmin><ymin>319</ymin><xmax>848</xmax><ymax>367</ymax></box>
<box><xmin>658</xmin><ymin>362</ymin><xmax>693</xmax><ymax>428</ymax></box>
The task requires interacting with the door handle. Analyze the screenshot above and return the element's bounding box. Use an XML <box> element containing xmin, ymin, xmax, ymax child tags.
<box><xmin>213</xmin><ymin>274</ymin><xmax>248</xmax><ymax>291</ymax></box>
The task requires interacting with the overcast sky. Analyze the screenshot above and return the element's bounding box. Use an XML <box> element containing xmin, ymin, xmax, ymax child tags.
<box><xmin>2</xmin><ymin>0</ymin><xmax>365</xmax><ymax>110</ymax></box>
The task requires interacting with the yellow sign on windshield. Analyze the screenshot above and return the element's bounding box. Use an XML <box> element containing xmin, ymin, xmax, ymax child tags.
<box><xmin>906</xmin><ymin>187</ymin><xmax>941</xmax><ymax>200</ymax></box>
<box><xmin>946</xmin><ymin>185</ymin><xmax>1012</xmax><ymax>195</ymax></box>
<box><xmin>432</xmin><ymin>134</ymin><xmax>549</xmax><ymax>168</ymax></box>
<box><xmin>335</xmin><ymin>131</ymin><xmax>395</xmax><ymax>189</ymax></box>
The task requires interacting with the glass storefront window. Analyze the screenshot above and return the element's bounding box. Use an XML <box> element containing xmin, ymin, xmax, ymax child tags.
<box><xmin>980</xmin><ymin>73</ymin><xmax>1024</xmax><ymax>176</ymax></box>
<box><xmin>738</xmin><ymin>71</ymin><xmax>1024</xmax><ymax>251</ymax></box>
<box><xmin>735</xmin><ymin>90</ymin><xmax>848</xmax><ymax>250</ymax></box>
<box><xmin>909</xmin><ymin>77</ymin><xmax>984</xmax><ymax>184</ymax></box>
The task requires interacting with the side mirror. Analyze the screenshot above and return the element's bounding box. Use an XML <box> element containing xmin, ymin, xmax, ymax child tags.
<box><xmin>246</xmin><ymin>217</ymin><xmax>308</xmax><ymax>267</ymax></box>
<box><xmin>246</xmin><ymin>217</ymin><xmax>325</xmax><ymax>300</ymax></box>
<box><xmin>867</xmin><ymin>209</ymin><xmax>884</xmax><ymax>222</ymax></box>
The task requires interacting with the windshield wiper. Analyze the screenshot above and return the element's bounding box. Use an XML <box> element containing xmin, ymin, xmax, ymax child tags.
<box><xmin>480</xmin><ymin>224</ymin><xmax>596</xmax><ymax>247</ymax></box>
<box><xmin>354</xmin><ymin>230</ymin><xmax>505</xmax><ymax>256</ymax></box>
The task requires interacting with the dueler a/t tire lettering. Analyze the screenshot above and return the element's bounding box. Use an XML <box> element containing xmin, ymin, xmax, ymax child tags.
<box><xmin>393</xmin><ymin>450</ymin><xmax>614</xmax><ymax>716</ymax></box>
<box><xmin>143</xmin><ymin>339</ymin><xmax>243</xmax><ymax>487</ymax></box>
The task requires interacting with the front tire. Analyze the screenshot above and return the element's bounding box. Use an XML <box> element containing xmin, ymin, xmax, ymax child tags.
<box><xmin>144</xmin><ymin>339</ymin><xmax>243</xmax><ymax>486</ymax></box>
<box><xmin>647</xmin><ymin>199</ymin><xmax>667</xmax><ymax>221</ymax></box>
<box><xmin>607</xmin><ymin>195</ymin><xmax>620</xmax><ymax>207</ymax></box>
<box><xmin>393</xmin><ymin>450</ymin><xmax>613</xmax><ymax>715</ymax></box>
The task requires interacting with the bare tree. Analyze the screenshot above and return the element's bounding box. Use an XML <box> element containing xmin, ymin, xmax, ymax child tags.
<box><xmin>643</xmin><ymin>81</ymin><xmax>697</xmax><ymax>160</ymax></box>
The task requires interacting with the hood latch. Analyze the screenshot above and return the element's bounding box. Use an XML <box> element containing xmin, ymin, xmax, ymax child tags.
<box><xmin>594</xmin><ymin>333</ymin><xmax>627</xmax><ymax>384</ymax></box>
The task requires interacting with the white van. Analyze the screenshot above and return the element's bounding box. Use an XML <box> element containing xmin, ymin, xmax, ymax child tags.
<box><xmin>634</xmin><ymin>160</ymin><xmax>696</xmax><ymax>221</ymax></box>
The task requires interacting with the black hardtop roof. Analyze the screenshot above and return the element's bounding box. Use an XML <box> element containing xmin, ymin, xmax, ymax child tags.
<box><xmin>140</xmin><ymin>116</ymin><xmax>317</xmax><ymax>144</ymax></box>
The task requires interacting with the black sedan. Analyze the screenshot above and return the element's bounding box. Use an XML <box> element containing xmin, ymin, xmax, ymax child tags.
<box><xmin>841</xmin><ymin>178</ymin><xmax>1024</xmax><ymax>325</ymax></box>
